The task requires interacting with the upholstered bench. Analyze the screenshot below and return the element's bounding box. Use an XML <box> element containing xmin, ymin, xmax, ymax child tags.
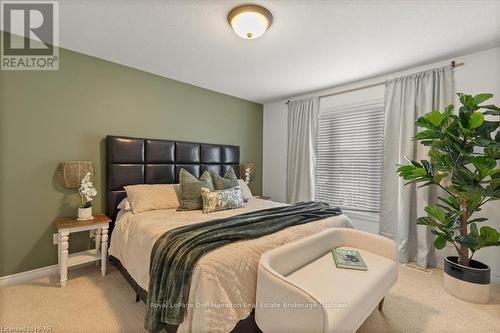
<box><xmin>255</xmin><ymin>228</ymin><xmax>398</xmax><ymax>333</ymax></box>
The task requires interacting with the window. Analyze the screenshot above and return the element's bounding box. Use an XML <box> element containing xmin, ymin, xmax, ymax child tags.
<box><xmin>315</xmin><ymin>99</ymin><xmax>385</xmax><ymax>220</ymax></box>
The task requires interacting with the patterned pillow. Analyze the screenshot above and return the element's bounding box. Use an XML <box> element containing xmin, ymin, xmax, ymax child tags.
<box><xmin>201</xmin><ymin>186</ymin><xmax>245</xmax><ymax>214</ymax></box>
<box><xmin>210</xmin><ymin>168</ymin><xmax>239</xmax><ymax>190</ymax></box>
<box><xmin>237</xmin><ymin>179</ymin><xmax>253</xmax><ymax>200</ymax></box>
<box><xmin>178</xmin><ymin>169</ymin><xmax>214</xmax><ymax>210</ymax></box>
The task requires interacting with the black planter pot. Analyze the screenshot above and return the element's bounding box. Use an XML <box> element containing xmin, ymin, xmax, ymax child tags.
<box><xmin>443</xmin><ymin>256</ymin><xmax>491</xmax><ymax>304</ymax></box>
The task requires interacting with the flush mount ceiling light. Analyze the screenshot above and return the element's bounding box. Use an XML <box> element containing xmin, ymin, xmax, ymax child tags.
<box><xmin>227</xmin><ymin>4</ymin><xmax>273</xmax><ymax>39</ymax></box>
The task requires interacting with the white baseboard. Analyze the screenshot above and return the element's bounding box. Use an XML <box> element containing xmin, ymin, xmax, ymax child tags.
<box><xmin>1</xmin><ymin>262</ymin><xmax>499</xmax><ymax>289</ymax></box>
<box><xmin>0</xmin><ymin>264</ymin><xmax>59</xmax><ymax>288</ymax></box>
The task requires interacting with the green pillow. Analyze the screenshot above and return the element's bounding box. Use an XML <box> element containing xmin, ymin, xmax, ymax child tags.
<box><xmin>178</xmin><ymin>169</ymin><xmax>214</xmax><ymax>210</ymax></box>
<box><xmin>210</xmin><ymin>168</ymin><xmax>239</xmax><ymax>190</ymax></box>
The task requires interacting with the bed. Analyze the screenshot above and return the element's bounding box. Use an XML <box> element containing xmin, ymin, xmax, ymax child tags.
<box><xmin>105</xmin><ymin>135</ymin><xmax>353</xmax><ymax>333</ymax></box>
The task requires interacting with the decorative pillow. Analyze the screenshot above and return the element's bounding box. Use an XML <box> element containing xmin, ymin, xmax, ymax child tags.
<box><xmin>124</xmin><ymin>184</ymin><xmax>180</xmax><ymax>214</ymax></box>
<box><xmin>237</xmin><ymin>179</ymin><xmax>253</xmax><ymax>200</ymax></box>
<box><xmin>210</xmin><ymin>168</ymin><xmax>239</xmax><ymax>190</ymax></box>
<box><xmin>201</xmin><ymin>186</ymin><xmax>245</xmax><ymax>214</ymax></box>
<box><xmin>178</xmin><ymin>169</ymin><xmax>214</xmax><ymax>210</ymax></box>
<box><xmin>117</xmin><ymin>197</ymin><xmax>131</xmax><ymax>211</ymax></box>
<box><xmin>173</xmin><ymin>184</ymin><xmax>181</xmax><ymax>201</ymax></box>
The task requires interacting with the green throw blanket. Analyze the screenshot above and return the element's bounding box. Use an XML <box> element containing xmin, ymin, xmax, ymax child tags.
<box><xmin>145</xmin><ymin>201</ymin><xmax>342</xmax><ymax>332</ymax></box>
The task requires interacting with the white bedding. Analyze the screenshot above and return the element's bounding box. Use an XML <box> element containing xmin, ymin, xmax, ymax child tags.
<box><xmin>109</xmin><ymin>198</ymin><xmax>353</xmax><ymax>333</ymax></box>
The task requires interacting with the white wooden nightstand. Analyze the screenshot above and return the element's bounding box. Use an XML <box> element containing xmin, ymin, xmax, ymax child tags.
<box><xmin>54</xmin><ymin>214</ymin><xmax>111</xmax><ymax>287</ymax></box>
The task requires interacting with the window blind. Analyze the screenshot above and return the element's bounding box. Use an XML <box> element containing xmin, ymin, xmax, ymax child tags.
<box><xmin>315</xmin><ymin>100</ymin><xmax>385</xmax><ymax>213</ymax></box>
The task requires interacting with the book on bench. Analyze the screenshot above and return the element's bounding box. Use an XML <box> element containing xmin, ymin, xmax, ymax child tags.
<box><xmin>332</xmin><ymin>248</ymin><xmax>368</xmax><ymax>271</ymax></box>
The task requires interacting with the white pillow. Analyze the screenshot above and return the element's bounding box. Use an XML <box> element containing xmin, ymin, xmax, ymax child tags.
<box><xmin>124</xmin><ymin>184</ymin><xmax>180</xmax><ymax>214</ymax></box>
<box><xmin>117</xmin><ymin>198</ymin><xmax>131</xmax><ymax>211</ymax></box>
<box><xmin>237</xmin><ymin>179</ymin><xmax>253</xmax><ymax>200</ymax></box>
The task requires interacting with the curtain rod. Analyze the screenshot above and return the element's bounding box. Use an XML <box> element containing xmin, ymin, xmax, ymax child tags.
<box><xmin>285</xmin><ymin>61</ymin><xmax>464</xmax><ymax>104</ymax></box>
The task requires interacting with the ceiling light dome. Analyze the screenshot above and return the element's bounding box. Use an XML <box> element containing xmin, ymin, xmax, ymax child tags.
<box><xmin>227</xmin><ymin>4</ymin><xmax>273</xmax><ymax>39</ymax></box>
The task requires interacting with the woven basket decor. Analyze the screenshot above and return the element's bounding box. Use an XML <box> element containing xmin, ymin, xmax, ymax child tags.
<box><xmin>56</xmin><ymin>161</ymin><xmax>95</xmax><ymax>189</ymax></box>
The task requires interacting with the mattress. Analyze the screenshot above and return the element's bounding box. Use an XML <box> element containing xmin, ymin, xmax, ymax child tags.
<box><xmin>109</xmin><ymin>198</ymin><xmax>353</xmax><ymax>333</ymax></box>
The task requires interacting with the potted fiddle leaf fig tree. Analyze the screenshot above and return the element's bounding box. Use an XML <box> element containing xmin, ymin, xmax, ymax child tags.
<box><xmin>398</xmin><ymin>93</ymin><xmax>500</xmax><ymax>304</ymax></box>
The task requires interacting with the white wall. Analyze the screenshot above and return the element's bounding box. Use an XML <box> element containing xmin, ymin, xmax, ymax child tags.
<box><xmin>263</xmin><ymin>46</ymin><xmax>500</xmax><ymax>280</ymax></box>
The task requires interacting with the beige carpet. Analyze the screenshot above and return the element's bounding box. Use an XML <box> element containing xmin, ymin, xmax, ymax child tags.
<box><xmin>0</xmin><ymin>264</ymin><xmax>499</xmax><ymax>332</ymax></box>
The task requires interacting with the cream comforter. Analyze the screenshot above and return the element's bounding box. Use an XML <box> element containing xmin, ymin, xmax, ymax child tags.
<box><xmin>109</xmin><ymin>198</ymin><xmax>352</xmax><ymax>333</ymax></box>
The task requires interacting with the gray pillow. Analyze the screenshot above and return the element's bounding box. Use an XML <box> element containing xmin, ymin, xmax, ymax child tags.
<box><xmin>201</xmin><ymin>186</ymin><xmax>245</xmax><ymax>214</ymax></box>
<box><xmin>178</xmin><ymin>169</ymin><xmax>214</xmax><ymax>210</ymax></box>
<box><xmin>210</xmin><ymin>168</ymin><xmax>239</xmax><ymax>190</ymax></box>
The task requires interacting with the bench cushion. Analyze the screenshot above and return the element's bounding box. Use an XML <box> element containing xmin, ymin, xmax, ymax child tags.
<box><xmin>286</xmin><ymin>247</ymin><xmax>398</xmax><ymax>332</ymax></box>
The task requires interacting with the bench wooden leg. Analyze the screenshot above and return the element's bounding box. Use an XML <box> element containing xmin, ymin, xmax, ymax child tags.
<box><xmin>378</xmin><ymin>297</ymin><xmax>385</xmax><ymax>311</ymax></box>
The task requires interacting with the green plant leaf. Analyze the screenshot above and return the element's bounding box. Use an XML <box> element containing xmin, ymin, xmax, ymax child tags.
<box><xmin>485</xmin><ymin>145</ymin><xmax>500</xmax><ymax>159</ymax></box>
<box><xmin>468</xmin><ymin>218</ymin><xmax>488</xmax><ymax>224</ymax></box>
<box><xmin>475</xmin><ymin>138</ymin><xmax>494</xmax><ymax>147</ymax></box>
<box><xmin>459</xmin><ymin>191</ymin><xmax>482</xmax><ymax>204</ymax></box>
<box><xmin>415</xmin><ymin>129</ymin><xmax>441</xmax><ymax>140</ymax></box>
<box><xmin>458</xmin><ymin>112</ymin><xmax>471</xmax><ymax>131</ymax></box>
<box><xmin>421</xmin><ymin>160</ymin><xmax>434</xmax><ymax>177</ymax></box>
<box><xmin>436</xmin><ymin>203</ymin><xmax>453</xmax><ymax>212</ymax></box>
<box><xmin>476</xmin><ymin>121</ymin><xmax>500</xmax><ymax>142</ymax></box>
<box><xmin>434</xmin><ymin>235</ymin><xmax>447</xmax><ymax>249</ymax></box>
<box><xmin>432</xmin><ymin>172</ymin><xmax>448</xmax><ymax>183</ymax></box>
<box><xmin>484</xmin><ymin>110</ymin><xmax>500</xmax><ymax>116</ymax></box>
<box><xmin>469</xmin><ymin>112</ymin><xmax>484</xmax><ymax>129</ymax></box>
<box><xmin>470</xmin><ymin>222</ymin><xmax>478</xmax><ymax>236</ymax></box>
<box><xmin>479</xmin><ymin>226</ymin><xmax>500</xmax><ymax>243</ymax></box>
<box><xmin>453</xmin><ymin>167</ymin><xmax>478</xmax><ymax>186</ymax></box>
<box><xmin>438</xmin><ymin>196</ymin><xmax>460</xmax><ymax>210</ymax></box>
<box><xmin>410</xmin><ymin>160</ymin><xmax>423</xmax><ymax>167</ymax></box>
<box><xmin>417</xmin><ymin>217</ymin><xmax>436</xmax><ymax>226</ymax></box>
<box><xmin>464</xmin><ymin>226</ymin><xmax>500</xmax><ymax>251</ymax></box>
<box><xmin>455</xmin><ymin>235</ymin><xmax>478</xmax><ymax>248</ymax></box>
<box><xmin>425</xmin><ymin>111</ymin><xmax>445</xmax><ymax>127</ymax></box>
<box><xmin>480</xmin><ymin>104</ymin><xmax>500</xmax><ymax>111</ymax></box>
<box><xmin>472</xmin><ymin>156</ymin><xmax>496</xmax><ymax>173</ymax></box>
<box><xmin>473</xmin><ymin>93</ymin><xmax>493</xmax><ymax>105</ymax></box>
<box><xmin>397</xmin><ymin>164</ymin><xmax>430</xmax><ymax>182</ymax></box>
<box><xmin>458</xmin><ymin>93</ymin><xmax>476</xmax><ymax>111</ymax></box>
<box><xmin>425</xmin><ymin>206</ymin><xmax>446</xmax><ymax>223</ymax></box>
<box><xmin>415</xmin><ymin>116</ymin><xmax>436</xmax><ymax>129</ymax></box>
<box><xmin>462</xmin><ymin>185</ymin><xmax>492</xmax><ymax>198</ymax></box>
<box><xmin>443</xmin><ymin>104</ymin><xmax>454</xmax><ymax>118</ymax></box>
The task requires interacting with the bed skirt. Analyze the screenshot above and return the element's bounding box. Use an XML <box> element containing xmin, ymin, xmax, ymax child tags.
<box><xmin>109</xmin><ymin>256</ymin><xmax>262</xmax><ymax>333</ymax></box>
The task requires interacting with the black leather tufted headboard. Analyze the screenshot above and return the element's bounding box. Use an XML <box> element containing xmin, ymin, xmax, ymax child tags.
<box><xmin>105</xmin><ymin>135</ymin><xmax>240</xmax><ymax>224</ymax></box>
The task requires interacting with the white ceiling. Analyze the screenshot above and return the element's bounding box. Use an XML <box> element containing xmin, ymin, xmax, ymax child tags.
<box><xmin>54</xmin><ymin>0</ymin><xmax>500</xmax><ymax>103</ymax></box>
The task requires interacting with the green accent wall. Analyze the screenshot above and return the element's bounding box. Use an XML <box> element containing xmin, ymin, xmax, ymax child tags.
<box><xmin>0</xmin><ymin>43</ymin><xmax>263</xmax><ymax>276</ymax></box>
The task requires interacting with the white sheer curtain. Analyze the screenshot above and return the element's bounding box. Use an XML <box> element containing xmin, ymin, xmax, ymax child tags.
<box><xmin>380</xmin><ymin>66</ymin><xmax>453</xmax><ymax>268</ymax></box>
<box><xmin>286</xmin><ymin>97</ymin><xmax>319</xmax><ymax>203</ymax></box>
